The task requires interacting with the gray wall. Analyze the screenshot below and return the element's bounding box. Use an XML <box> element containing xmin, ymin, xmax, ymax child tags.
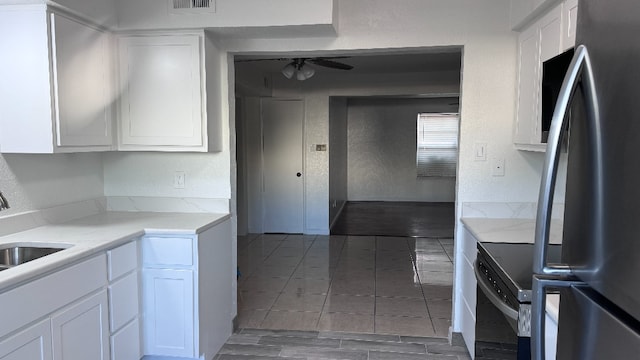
<box><xmin>329</xmin><ymin>97</ymin><xmax>348</xmax><ymax>227</ymax></box>
<box><xmin>347</xmin><ymin>97</ymin><xmax>458</xmax><ymax>202</ymax></box>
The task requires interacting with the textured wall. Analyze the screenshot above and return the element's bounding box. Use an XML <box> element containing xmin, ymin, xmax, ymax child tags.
<box><xmin>347</xmin><ymin>97</ymin><xmax>457</xmax><ymax>202</ymax></box>
<box><xmin>103</xmin><ymin>152</ymin><xmax>230</xmax><ymax>199</ymax></box>
<box><xmin>328</xmin><ymin>97</ymin><xmax>348</xmax><ymax>226</ymax></box>
<box><xmin>0</xmin><ymin>153</ymin><xmax>104</xmax><ymax>215</ymax></box>
<box><xmin>115</xmin><ymin>0</ymin><xmax>335</xmax><ymax>31</ymax></box>
<box><xmin>304</xmin><ymin>96</ymin><xmax>330</xmax><ymax>233</ymax></box>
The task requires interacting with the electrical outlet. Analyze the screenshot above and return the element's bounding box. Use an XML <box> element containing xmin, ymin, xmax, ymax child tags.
<box><xmin>174</xmin><ymin>171</ymin><xmax>186</xmax><ymax>189</ymax></box>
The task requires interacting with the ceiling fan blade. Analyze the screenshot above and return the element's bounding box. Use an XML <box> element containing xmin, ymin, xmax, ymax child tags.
<box><xmin>309</xmin><ymin>58</ymin><xmax>353</xmax><ymax>70</ymax></box>
<box><xmin>235</xmin><ymin>58</ymin><xmax>291</xmax><ymax>63</ymax></box>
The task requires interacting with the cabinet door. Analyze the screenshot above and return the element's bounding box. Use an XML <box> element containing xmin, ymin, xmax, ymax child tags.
<box><xmin>142</xmin><ymin>269</ymin><xmax>194</xmax><ymax>357</ymax></box>
<box><xmin>51</xmin><ymin>13</ymin><xmax>113</xmax><ymax>147</ymax></box>
<box><xmin>51</xmin><ymin>291</ymin><xmax>110</xmax><ymax>360</ymax></box>
<box><xmin>118</xmin><ymin>35</ymin><xmax>204</xmax><ymax>148</ymax></box>
<box><xmin>514</xmin><ymin>24</ymin><xmax>540</xmax><ymax>145</ymax></box>
<box><xmin>539</xmin><ymin>5</ymin><xmax>563</xmax><ymax>62</ymax></box>
<box><xmin>562</xmin><ymin>0</ymin><xmax>579</xmax><ymax>51</ymax></box>
<box><xmin>0</xmin><ymin>320</ymin><xmax>52</xmax><ymax>360</ymax></box>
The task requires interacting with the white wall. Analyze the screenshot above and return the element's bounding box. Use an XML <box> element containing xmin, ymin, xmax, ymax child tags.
<box><xmin>54</xmin><ymin>0</ymin><xmax>117</xmax><ymax>27</ymax></box>
<box><xmin>347</xmin><ymin>97</ymin><xmax>458</xmax><ymax>202</ymax></box>
<box><xmin>115</xmin><ymin>0</ymin><xmax>336</xmax><ymax>34</ymax></box>
<box><xmin>103</xmin><ymin>152</ymin><xmax>230</xmax><ymax>200</ymax></box>
<box><xmin>0</xmin><ymin>153</ymin><xmax>104</xmax><ymax>215</ymax></box>
<box><xmin>328</xmin><ymin>97</ymin><xmax>348</xmax><ymax>227</ymax></box>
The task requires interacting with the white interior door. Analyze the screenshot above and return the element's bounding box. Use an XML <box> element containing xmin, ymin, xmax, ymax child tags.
<box><xmin>262</xmin><ymin>99</ymin><xmax>304</xmax><ymax>233</ymax></box>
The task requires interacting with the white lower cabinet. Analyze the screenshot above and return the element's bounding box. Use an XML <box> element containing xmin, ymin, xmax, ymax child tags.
<box><xmin>106</xmin><ymin>241</ymin><xmax>141</xmax><ymax>360</ymax></box>
<box><xmin>142</xmin><ymin>268</ymin><xmax>195</xmax><ymax>357</ymax></box>
<box><xmin>0</xmin><ymin>320</ymin><xmax>52</xmax><ymax>360</ymax></box>
<box><xmin>51</xmin><ymin>291</ymin><xmax>110</xmax><ymax>360</ymax></box>
<box><xmin>0</xmin><ymin>219</ymin><xmax>232</xmax><ymax>360</ymax></box>
<box><xmin>110</xmin><ymin>319</ymin><xmax>140</xmax><ymax>360</ymax></box>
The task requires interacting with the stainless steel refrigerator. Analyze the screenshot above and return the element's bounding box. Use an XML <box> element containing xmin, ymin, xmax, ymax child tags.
<box><xmin>532</xmin><ymin>0</ymin><xmax>640</xmax><ymax>359</ymax></box>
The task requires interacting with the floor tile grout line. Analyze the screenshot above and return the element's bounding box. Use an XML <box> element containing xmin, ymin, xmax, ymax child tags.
<box><xmin>241</xmin><ymin>234</ymin><xmax>288</xmax><ymax>280</ymax></box>
<box><xmin>438</xmin><ymin>236</ymin><xmax>455</xmax><ymax>263</ymax></box>
<box><xmin>253</xmin><ymin>234</ymin><xmax>295</xmax><ymax>329</ymax></box>
<box><xmin>314</xmin><ymin>235</ymin><xmax>348</xmax><ymax>329</ymax></box>
<box><xmin>264</xmin><ymin>234</ymin><xmax>321</xmax><ymax>329</ymax></box>
<box><xmin>407</xmin><ymin>236</ymin><xmax>438</xmax><ymax>335</ymax></box>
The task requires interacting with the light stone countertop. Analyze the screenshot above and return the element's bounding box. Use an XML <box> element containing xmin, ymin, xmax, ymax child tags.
<box><xmin>0</xmin><ymin>211</ymin><xmax>230</xmax><ymax>292</ymax></box>
<box><xmin>461</xmin><ymin>217</ymin><xmax>563</xmax><ymax>244</ymax></box>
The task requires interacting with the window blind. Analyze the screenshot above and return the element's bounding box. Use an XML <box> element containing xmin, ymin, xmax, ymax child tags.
<box><xmin>417</xmin><ymin>113</ymin><xmax>459</xmax><ymax>177</ymax></box>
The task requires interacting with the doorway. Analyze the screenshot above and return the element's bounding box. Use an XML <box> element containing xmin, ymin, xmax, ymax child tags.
<box><xmin>233</xmin><ymin>49</ymin><xmax>462</xmax><ymax>338</ymax></box>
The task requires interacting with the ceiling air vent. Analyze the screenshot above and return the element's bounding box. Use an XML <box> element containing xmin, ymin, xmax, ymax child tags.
<box><xmin>169</xmin><ymin>0</ymin><xmax>216</xmax><ymax>13</ymax></box>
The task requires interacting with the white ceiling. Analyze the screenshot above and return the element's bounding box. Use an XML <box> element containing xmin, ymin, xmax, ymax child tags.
<box><xmin>234</xmin><ymin>49</ymin><xmax>463</xmax><ymax>75</ymax></box>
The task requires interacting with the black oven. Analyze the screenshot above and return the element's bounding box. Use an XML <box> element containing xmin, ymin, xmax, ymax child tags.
<box><xmin>474</xmin><ymin>242</ymin><xmax>562</xmax><ymax>360</ymax></box>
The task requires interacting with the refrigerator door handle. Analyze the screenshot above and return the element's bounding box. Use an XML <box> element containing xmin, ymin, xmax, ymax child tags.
<box><xmin>534</xmin><ymin>45</ymin><xmax>601</xmax><ymax>276</ymax></box>
<box><xmin>531</xmin><ymin>275</ymin><xmax>585</xmax><ymax>360</ymax></box>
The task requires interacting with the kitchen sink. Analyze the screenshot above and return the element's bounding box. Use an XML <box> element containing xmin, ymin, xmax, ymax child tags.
<box><xmin>0</xmin><ymin>245</ymin><xmax>66</xmax><ymax>271</ymax></box>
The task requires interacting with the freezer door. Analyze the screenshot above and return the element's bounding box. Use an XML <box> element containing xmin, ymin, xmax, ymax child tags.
<box><xmin>561</xmin><ymin>0</ymin><xmax>640</xmax><ymax>321</ymax></box>
<box><xmin>557</xmin><ymin>285</ymin><xmax>640</xmax><ymax>359</ymax></box>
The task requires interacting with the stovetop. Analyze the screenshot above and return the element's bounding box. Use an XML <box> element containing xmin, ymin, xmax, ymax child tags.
<box><xmin>477</xmin><ymin>242</ymin><xmax>562</xmax><ymax>302</ymax></box>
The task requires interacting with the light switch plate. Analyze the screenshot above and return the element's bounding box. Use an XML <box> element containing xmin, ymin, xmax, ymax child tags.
<box><xmin>474</xmin><ymin>142</ymin><xmax>487</xmax><ymax>161</ymax></box>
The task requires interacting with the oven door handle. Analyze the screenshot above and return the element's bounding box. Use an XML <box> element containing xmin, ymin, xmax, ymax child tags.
<box><xmin>474</xmin><ymin>259</ymin><xmax>518</xmax><ymax>320</ymax></box>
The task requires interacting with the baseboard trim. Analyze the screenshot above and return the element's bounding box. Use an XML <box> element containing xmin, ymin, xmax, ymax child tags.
<box><xmin>232</xmin><ymin>315</ymin><xmax>239</xmax><ymax>333</ymax></box>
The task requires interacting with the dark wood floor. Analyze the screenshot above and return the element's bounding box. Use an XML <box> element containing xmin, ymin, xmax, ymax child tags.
<box><xmin>330</xmin><ymin>201</ymin><xmax>455</xmax><ymax>238</ymax></box>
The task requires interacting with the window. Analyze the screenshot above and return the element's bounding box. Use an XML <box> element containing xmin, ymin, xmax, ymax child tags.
<box><xmin>416</xmin><ymin>113</ymin><xmax>459</xmax><ymax>177</ymax></box>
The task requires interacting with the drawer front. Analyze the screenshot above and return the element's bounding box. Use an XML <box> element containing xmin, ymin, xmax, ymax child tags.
<box><xmin>108</xmin><ymin>271</ymin><xmax>139</xmax><ymax>333</ymax></box>
<box><xmin>107</xmin><ymin>241</ymin><xmax>138</xmax><ymax>281</ymax></box>
<box><xmin>142</xmin><ymin>237</ymin><xmax>193</xmax><ymax>267</ymax></box>
<box><xmin>0</xmin><ymin>254</ymin><xmax>107</xmax><ymax>339</ymax></box>
<box><xmin>462</xmin><ymin>227</ymin><xmax>478</xmax><ymax>263</ymax></box>
<box><xmin>110</xmin><ymin>318</ymin><xmax>140</xmax><ymax>360</ymax></box>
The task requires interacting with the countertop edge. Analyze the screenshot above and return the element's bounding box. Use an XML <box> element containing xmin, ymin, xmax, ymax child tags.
<box><xmin>0</xmin><ymin>211</ymin><xmax>231</xmax><ymax>292</ymax></box>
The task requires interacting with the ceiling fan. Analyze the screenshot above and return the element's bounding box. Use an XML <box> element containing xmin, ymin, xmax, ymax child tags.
<box><xmin>237</xmin><ymin>57</ymin><xmax>354</xmax><ymax>81</ymax></box>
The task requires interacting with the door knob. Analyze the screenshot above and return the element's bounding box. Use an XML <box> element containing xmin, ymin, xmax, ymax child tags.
<box><xmin>296</xmin><ymin>172</ymin><xmax>302</xmax><ymax>177</ymax></box>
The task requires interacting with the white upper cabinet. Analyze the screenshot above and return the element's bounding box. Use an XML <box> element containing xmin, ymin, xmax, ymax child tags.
<box><xmin>562</xmin><ymin>0</ymin><xmax>579</xmax><ymax>51</ymax></box>
<box><xmin>539</xmin><ymin>5</ymin><xmax>563</xmax><ymax>62</ymax></box>
<box><xmin>513</xmin><ymin>1</ymin><xmax>577</xmax><ymax>152</ymax></box>
<box><xmin>117</xmin><ymin>32</ymin><xmax>222</xmax><ymax>152</ymax></box>
<box><xmin>514</xmin><ymin>24</ymin><xmax>541</xmax><ymax>147</ymax></box>
<box><xmin>0</xmin><ymin>5</ymin><xmax>114</xmax><ymax>153</ymax></box>
<box><xmin>52</xmin><ymin>14</ymin><xmax>113</xmax><ymax>148</ymax></box>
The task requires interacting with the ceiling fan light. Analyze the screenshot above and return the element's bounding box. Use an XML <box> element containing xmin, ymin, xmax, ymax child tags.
<box><xmin>296</xmin><ymin>65</ymin><xmax>315</xmax><ymax>81</ymax></box>
<box><xmin>281</xmin><ymin>63</ymin><xmax>295</xmax><ymax>79</ymax></box>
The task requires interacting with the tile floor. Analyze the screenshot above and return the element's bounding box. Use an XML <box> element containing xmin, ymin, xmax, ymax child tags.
<box><xmin>236</xmin><ymin>234</ymin><xmax>454</xmax><ymax>338</ymax></box>
<box><xmin>214</xmin><ymin>329</ymin><xmax>472</xmax><ymax>360</ymax></box>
